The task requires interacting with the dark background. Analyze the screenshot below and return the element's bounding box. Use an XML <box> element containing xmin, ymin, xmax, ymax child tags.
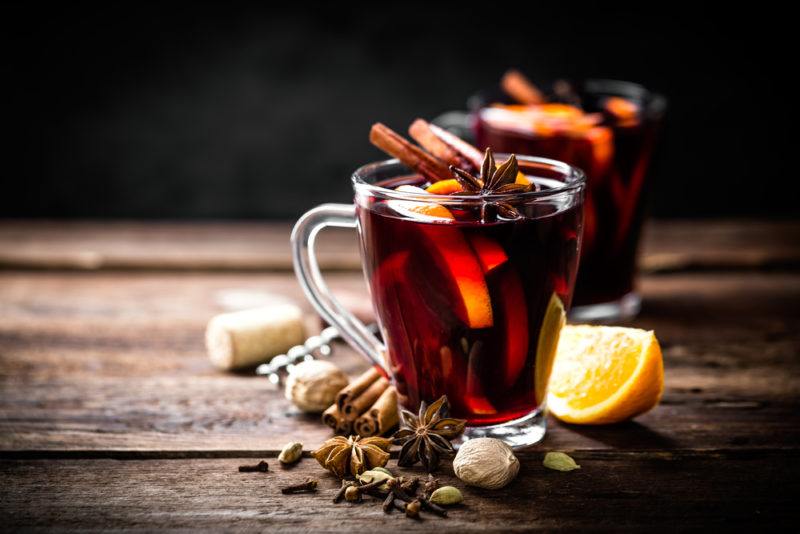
<box><xmin>2</xmin><ymin>2</ymin><xmax>795</xmax><ymax>219</ymax></box>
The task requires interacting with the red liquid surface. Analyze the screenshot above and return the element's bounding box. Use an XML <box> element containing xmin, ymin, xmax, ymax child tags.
<box><xmin>356</xmin><ymin>178</ymin><xmax>581</xmax><ymax>425</ymax></box>
<box><xmin>475</xmin><ymin>104</ymin><xmax>659</xmax><ymax>306</ymax></box>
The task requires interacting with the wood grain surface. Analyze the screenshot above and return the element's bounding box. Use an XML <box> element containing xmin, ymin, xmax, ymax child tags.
<box><xmin>2</xmin><ymin>219</ymin><xmax>798</xmax><ymax>272</ymax></box>
<box><xmin>1</xmin><ymin>220</ymin><xmax>799</xmax><ymax>530</ymax></box>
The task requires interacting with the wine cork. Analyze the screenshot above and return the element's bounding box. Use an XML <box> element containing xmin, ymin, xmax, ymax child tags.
<box><xmin>205</xmin><ymin>304</ymin><xmax>306</xmax><ymax>370</ymax></box>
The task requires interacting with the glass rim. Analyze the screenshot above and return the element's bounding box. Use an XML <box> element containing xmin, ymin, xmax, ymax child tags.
<box><xmin>470</xmin><ymin>77</ymin><xmax>667</xmax><ymax>121</ymax></box>
<box><xmin>351</xmin><ymin>153</ymin><xmax>585</xmax><ymax>204</ymax></box>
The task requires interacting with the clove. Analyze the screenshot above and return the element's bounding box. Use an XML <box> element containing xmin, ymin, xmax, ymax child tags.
<box><xmin>423</xmin><ymin>474</ymin><xmax>440</xmax><ymax>498</ymax></box>
<box><xmin>382</xmin><ymin>492</ymin><xmax>395</xmax><ymax>513</ymax></box>
<box><xmin>400</xmin><ymin>476</ymin><xmax>420</xmax><ymax>494</ymax></box>
<box><xmin>388</xmin><ymin>478</ymin><xmax>447</xmax><ymax>517</ymax></box>
<box><xmin>238</xmin><ymin>461</ymin><xmax>269</xmax><ymax>473</ymax></box>
<box><xmin>333</xmin><ymin>480</ymin><xmax>355</xmax><ymax>503</ymax></box>
<box><xmin>280</xmin><ymin>478</ymin><xmax>318</xmax><ymax>494</ymax></box>
<box><xmin>405</xmin><ymin>499</ymin><xmax>421</xmax><ymax>519</ymax></box>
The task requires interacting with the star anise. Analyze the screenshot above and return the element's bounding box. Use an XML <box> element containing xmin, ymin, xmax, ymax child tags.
<box><xmin>312</xmin><ymin>435</ymin><xmax>392</xmax><ymax>478</ymax></box>
<box><xmin>392</xmin><ymin>395</ymin><xmax>466</xmax><ymax>472</ymax></box>
<box><xmin>449</xmin><ymin>147</ymin><xmax>533</xmax><ymax>219</ymax></box>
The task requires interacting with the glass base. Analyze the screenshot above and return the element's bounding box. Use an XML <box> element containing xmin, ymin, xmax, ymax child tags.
<box><xmin>456</xmin><ymin>406</ymin><xmax>547</xmax><ymax>450</ymax></box>
<box><xmin>569</xmin><ymin>291</ymin><xmax>641</xmax><ymax>323</ymax></box>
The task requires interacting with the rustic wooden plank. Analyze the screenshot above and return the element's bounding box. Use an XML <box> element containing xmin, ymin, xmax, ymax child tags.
<box><xmin>0</xmin><ymin>220</ymin><xmax>362</xmax><ymax>271</ymax></box>
<box><xmin>1</xmin><ymin>452</ymin><xmax>798</xmax><ymax>530</ymax></box>
<box><xmin>1</xmin><ymin>270</ymin><xmax>798</xmax><ymax>453</ymax></box>
<box><xmin>1</xmin><ymin>219</ymin><xmax>798</xmax><ymax>272</ymax></box>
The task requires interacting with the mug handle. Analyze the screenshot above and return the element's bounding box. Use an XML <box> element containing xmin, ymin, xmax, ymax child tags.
<box><xmin>291</xmin><ymin>203</ymin><xmax>387</xmax><ymax>373</ymax></box>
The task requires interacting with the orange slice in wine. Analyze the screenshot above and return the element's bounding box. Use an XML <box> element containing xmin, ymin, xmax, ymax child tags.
<box><xmin>426</xmin><ymin>179</ymin><xmax>463</xmax><ymax>195</ymax></box>
<box><xmin>534</xmin><ymin>293</ymin><xmax>566</xmax><ymax>405</ymax></box>
<box><xmin>389</xmin><ymin>186</ymin><xmax>492</xmax><ymax>329</ymax></box>
<box><xmin>604</xmin><ymin>96</ymin><xmax>639</xmax><ymax>125</ymax></box>
<box><xmin>498</xmin><ymin>269</ymin><xmax>529</xmax><ymax>388</ymax></box>
<box><xmin>419</xmin><ymin>225</ymin><xmax>493</xmax><ymax>329</ymax></box>
<box><xmin>387</xmin><ymin>185</ymin><xmax>454</xmax><ymax>222</ymax></box>
<box><xmin>468</xmin><ymin>235</ymin><xmax>508</xmax><ymax>273</ymax></box>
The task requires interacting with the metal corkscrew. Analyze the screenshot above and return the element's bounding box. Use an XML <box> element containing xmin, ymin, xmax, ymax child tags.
<box><xmin>255</xmin><ymin>324</ymin><xmax>378</xmax><ymax>384</ymax></box>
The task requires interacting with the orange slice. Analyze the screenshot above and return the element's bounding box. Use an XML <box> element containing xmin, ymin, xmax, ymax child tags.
<box><xmin>604</xmin><ymin>96</ymin><xmax>639</xmax><ymax>123</ymax></box>
<box><xmin>468</xmin><ymin>235</ymin><xmax>508</xmax><ymax>273</ymax></box>
<box><xmin>419</xmin><ymin>225</ymin><xmax>493</xmax><ymax>329</ymax></box>
<box><xmin>584</xmin><ymin>126</ymin><xmax>614</xmax><ymax>178</ymax></box>
<box><xmin>498</xmin><ymin>269</ymin><xmax>529</xmax><ymax>388</ymax></box>
<box><xmin>388</xmin><ymin>185</ymin><xmax>454</xmax><ymax>222</ymax></box>
<box><xmin>538</xmin><ymin>103</ymin><xmax>584</xmax><ymax>119</ymax></box>
<box><xmin>426</xmin><ymin>179</ymin><xmax>463</xmax><ymax>195</ymax></box>
<box><xmin>391</xmin><ymin>186</ymin><xmax>492</xmax><ymax>328</ymax></box>
<box><xmin>547</xmin><ymin>325</ymin><xmax>664</xmax><ymax>424</ymax></box>
<box><xmin>534</xmin><ymin>294</ymin><xmax>566</xmax><ymax>405</ymax></box>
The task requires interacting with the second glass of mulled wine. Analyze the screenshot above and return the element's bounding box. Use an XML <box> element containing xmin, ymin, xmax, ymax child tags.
<box><xmin>474</xmin><ymin>79</ymin><xmax>666</xmax><ymax>321</ymax></box>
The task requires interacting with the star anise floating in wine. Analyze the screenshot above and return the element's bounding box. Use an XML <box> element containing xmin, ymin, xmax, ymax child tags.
<box><xmin>450</xmin><ymin>147</ymin><xmax>532</xmax><ymax>219</ymax></box>
<box><xmin>392</xmin><ymin>395</ymin><xmax>466</xmax><ymax>472</ymax></box>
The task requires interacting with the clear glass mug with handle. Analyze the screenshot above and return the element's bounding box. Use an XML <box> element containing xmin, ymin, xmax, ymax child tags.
<box><xmin>291</xmin><ymin>155</ymin><xmax>585</xmax><ymax>448</ymax></box>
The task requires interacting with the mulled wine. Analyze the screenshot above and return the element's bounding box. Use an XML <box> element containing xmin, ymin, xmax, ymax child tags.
<box><xmin>355</xmin><ymin>170</ymin><xmax>582</xmax><ymax>425</ymax></box>
<box><xmin>474</xmin><ymin>76</ymin><xmax>665</xmax><ymax>317</ymax></box>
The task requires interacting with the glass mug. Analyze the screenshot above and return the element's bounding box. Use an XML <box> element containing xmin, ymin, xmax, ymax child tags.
<box><xmin>436</xmin><ymin>80</ymin><xmax>666</xmax><ymax>322</ymax></box>
<box><xmin>291</xmin><ymin>155</ymin><xmax>585</xmax><ymax>447</ymax></box>
<box><xmin>474</xmin><ymin>81</ymin><xmax>666</xmax><ymax>322</ymax></box>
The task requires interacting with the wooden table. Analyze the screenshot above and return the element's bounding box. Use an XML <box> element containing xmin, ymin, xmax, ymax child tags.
<box><xmin>1</xmin><ymin>220</ymin><xmax>799</xmax><ymax>531</ymax></box>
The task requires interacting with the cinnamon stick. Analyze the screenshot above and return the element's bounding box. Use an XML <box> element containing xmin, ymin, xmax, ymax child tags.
<box><xmin>408</xmin><ymin>119</ymin><xmax>471</xmax><ymax>170</ymax></box>
<box><xmin>336</xmin><ymin>367</ymin><xmax>381</xmax><ymax>412</ymax></box>
<box><xmin>322</xmin><ymin>403</ymin><xmax>342</xmax><ymax>431</ymax></box>
<box><xmin>354</xmin><ymin>385</ymin><xmax>398</xmax><ymax>437</ymax></box>
<box><xmin>344</xmin><ymin>376</ymin><xmax>389</xmax><ymax>420</ymax></box>
<box><xmin>336</xmin><ymin>417</ymin><xmax>353</xmax><ymax>435</ymax></box>
<box><xmin>369</xmin><ymin>123</ymin><xmax>452</xmax><ymax>182</ymax></box>
<box><xmin>501</xmin><ymin>69</ymin><xmax>545</xmax><ymax>105</ymax></box>
<box><xmin>427</xmin><ymin>123</ymin><xmax>484</xmax><ymax>171</ymax></box>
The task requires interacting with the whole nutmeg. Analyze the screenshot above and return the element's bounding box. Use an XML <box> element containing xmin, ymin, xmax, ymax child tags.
<box><xmin>453</xmin><ymin>438</ymin><xmax>519</xmax><ymax>489</ymax></box>
<box><xmin>285</xmin><ymin>360</ymin><xmax>349</xmax><ymax>413</ymax></box>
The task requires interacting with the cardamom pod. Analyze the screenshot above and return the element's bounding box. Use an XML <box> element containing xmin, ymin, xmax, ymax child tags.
<box><xmin>429</xmin><ymin>486</ymin><xmax>463</xmax><ymax>505</ymax></box>
<box><xmin>278</xmin><ymin>441</ymin><xmax>303</xmax><ymax>465</ymax></box>
<box><xmin>370</xmin><ymin>466</ymin><xmax>393</xmax><ymax>477</ymax></box>
<box><xmin>357</xmin><ymin>469</ymin><xmax>394</xmax><ymax>491</ymax></box>
<box><xmin>543</xmin><ymin>451</ymin><xmax>580</xmax><ymax>471</ymax></box>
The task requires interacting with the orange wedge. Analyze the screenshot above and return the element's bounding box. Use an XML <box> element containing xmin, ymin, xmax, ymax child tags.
<box><xmin>426</xmin><ymin>179</ymin><xmax>463</xmax><ymax>195</ymax></box>
<box><xmin>547</xmin><ymin>325</ymin><xmax>664</xmax><ymax>424</ymax></box>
